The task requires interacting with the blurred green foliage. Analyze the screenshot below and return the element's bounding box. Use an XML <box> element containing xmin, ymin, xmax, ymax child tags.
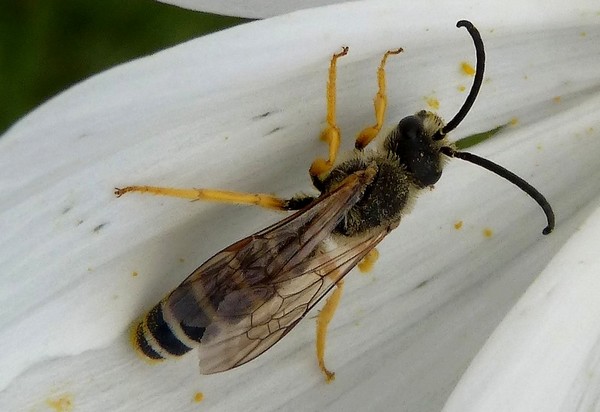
<box><xmin>0</xmin><ymin>2</ymin><xmax>247</xmax><ymax>133</ymax></box>
<box><xmin>455</xmin><ymin>124</ymin><xmax>508</xmax><ymax>150</ymax></box>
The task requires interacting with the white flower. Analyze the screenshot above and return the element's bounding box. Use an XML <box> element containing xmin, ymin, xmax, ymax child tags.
<box><xmin>158</xmin><ymin>0</ymin><xmax>346</xmax><ymax>18</ymax></box>
<box><xmin>1</xmin><ymin>1</ymin><xmax>599</xmax><ymax>411</ymax></box>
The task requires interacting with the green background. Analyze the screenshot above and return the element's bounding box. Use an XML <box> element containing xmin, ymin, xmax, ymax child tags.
<box><xmin>0</xmin><ymin>2</ymin><xmax>246</xmax><ymax>134</ymax></box>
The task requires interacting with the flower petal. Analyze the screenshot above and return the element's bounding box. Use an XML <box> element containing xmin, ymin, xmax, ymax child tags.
<box><xmin>444</xmin><ymin>194</ymin><xmax>600</xmax><ymax>412</ymax></box>
<box><xmin>1</xmin><ymin>1</ymin><xmax>599</xmax><ymax>411</ymax></box>
<box><xmin>157</xmin><ymin>0</ymin><xmax>342</xmax><ymax>18</ymax></box>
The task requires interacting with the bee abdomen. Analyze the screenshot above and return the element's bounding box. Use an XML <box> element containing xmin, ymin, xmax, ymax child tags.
<box><xmin>133</xmin><ymin>300</ymin><xmax>204</xmax><ymax>360</ymax></box>
<box><xmin>133</xmin><ymin>318</ymin><xmax>165</xmax><ymax>360</ymax></box>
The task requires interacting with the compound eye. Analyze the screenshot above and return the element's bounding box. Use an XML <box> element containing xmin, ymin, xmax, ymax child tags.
<box><xmin>397</xmin><ymin>116</ymin><xmax>424</xmax><ymax>141</ymax></box>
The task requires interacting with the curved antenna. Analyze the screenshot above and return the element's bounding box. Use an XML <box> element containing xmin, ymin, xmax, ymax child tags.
<box><xmin>440</xmin><ymin>146</ymin><xmax>555</xmax><ymax>235</ymax></box>
<box><xmin>434</xmin><ymin>20</ymin><xmax>485</xmax><ymax>140</ymax></box>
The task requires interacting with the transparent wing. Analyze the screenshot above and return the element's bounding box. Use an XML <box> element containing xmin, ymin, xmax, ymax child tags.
<box><xmin>197</xmin><ymin>228</ymin><xmax>388</xmax><ymax>373</ymax></box>
<box><xmin>160</xmin><ymin>170</ymin><xmax>391</xmax><ymax>373</ymax></box>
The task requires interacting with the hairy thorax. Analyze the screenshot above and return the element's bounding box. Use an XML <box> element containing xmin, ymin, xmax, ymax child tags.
<box><xmin>318</xmin><ymin>151</ymin><xmax>411</xmax><ymax>237</ymax></box>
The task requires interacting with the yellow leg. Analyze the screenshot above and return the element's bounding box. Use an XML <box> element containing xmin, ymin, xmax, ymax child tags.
<box><xmin>114</xmin><ymin>185</ymin><xmax>287</xmax><ymax>210</ymax></box>
<box><xmin>355</xmin><ymin>48</ymin><xmax>403</xmax><ymax>150</ymax></box>
<box><xmin>316</xmin><ymin>280</ymin><xmax>344</xmax><ymax>383</ymax></box>
<box><xmin>309</xmin><ymin>47</ymin><xmax>349</xmax><ymax>179</ymax></box>
<box><xmin>357</xmin><ymin>248</ymin><xmax>379</xmax><ymax>273</ymax></box>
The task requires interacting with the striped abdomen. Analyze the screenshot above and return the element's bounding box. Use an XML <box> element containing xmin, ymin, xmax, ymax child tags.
<box><xmin>132</xmin><ymin>282</ymin><xmax>214</xmax><ymax>360</ymax></box>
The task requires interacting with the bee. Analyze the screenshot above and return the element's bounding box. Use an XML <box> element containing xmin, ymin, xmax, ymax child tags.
<box><xmin>115</xmin><ymin>20</ymin><xmax>554</xmax><ymax>382</ymax></box>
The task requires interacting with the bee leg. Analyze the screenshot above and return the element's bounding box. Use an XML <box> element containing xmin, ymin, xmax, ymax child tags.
<box><xmin>316</xmin><ymin>279</ymin><xmax>345</xmax><ymax>383</ymax></box>
<box><xmin>114</xmin><ymin>186</ymin><xmax>315</xmax><ymax>211</ymax></box>
<box><xmin>357</xmin><ymin>248</ymin><xmax>379</xmax><ymax>273</ymax></box>
<box><xmin>309</xmin><ymin>46</ymin><xmax>349</xmax><ymax>180</ymax></box>
<box><xmin>355</xmin><ymin>48</ymin><xmax>403</xmax><ymax>150</ymax></box>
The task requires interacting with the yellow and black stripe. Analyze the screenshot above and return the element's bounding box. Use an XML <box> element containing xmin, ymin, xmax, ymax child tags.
<box><xmin>132</xmin><ymin>288</ymin><xmax>212</xmax><ymax>360</ymax></box>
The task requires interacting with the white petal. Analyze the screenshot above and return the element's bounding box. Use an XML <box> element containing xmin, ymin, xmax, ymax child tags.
<box><xmin>1</xmin><ymin>1</ymin><xmax>599</xmax><ymax>411</ymax></box>
<box><xmin>156</xmin><ymin>0</ymin><xmax>344</xmax><ymax>18</ymax></box>
<box><xmin>444</xmin><ymin>198</ymin><xmax>600</xmax><ymax>412</ymax></box>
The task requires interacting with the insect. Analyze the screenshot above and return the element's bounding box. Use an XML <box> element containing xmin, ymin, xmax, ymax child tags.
<box><xmin>115</xmin><ymin>20</ymin><xmax>554</xmax><ymax>382</ymax></box>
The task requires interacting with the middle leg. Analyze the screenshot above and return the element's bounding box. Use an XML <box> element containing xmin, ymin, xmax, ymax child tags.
<box><xmin>316</xmin><ymin>279</ymin><xmax>344</xmax><ymax>383</ymax></box>
<box><xmin>115</xmin><ymin>185</ymin><xmax>315</xmax><ymax>211</ymax></box>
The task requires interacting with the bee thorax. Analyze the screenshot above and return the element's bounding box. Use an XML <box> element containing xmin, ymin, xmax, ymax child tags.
<box><xmin>320</xmin><ymin>154</ymin><xmax>410</xmax><ymax>237</ymax></box>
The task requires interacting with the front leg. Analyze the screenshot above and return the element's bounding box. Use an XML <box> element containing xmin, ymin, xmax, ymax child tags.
<box><xmin>355</xmin><ymin>48</ymin><xmax>403</xmax><ymax>150</ymax></box>
<box><xmin>309</xmin><ymin>47</ymin><xmax>349</xmax><ymax>181</ymax></box>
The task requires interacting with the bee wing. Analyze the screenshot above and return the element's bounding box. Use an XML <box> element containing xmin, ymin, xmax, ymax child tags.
<box><xmin>197</xmin><ymin>228</ymin><xmax>389</xmax><ymax>374</ymax></box>
<box><xmin>160</xmin><ymin>170</ymin><xmax>386</xmax><ymax>373</ymax></box>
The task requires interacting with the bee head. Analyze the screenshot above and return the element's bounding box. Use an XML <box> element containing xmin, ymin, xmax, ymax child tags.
<box><xmin>383</xmin><ymin>20</ymin><xmax>485</xmax><ymax>189</ymax></box>
<box><xmin>385</xmin><ymin>20</ymin><xmax>554</xmax><ymax>235</ymax></box>
<box><xmin>384</xmin><ymin>110</ymin><xmax>447</xmax><ymax>188</ymax></box>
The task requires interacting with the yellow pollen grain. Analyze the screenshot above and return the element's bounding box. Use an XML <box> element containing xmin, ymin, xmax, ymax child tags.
<box><xmin>483</xmin><ymin>228</ymin><xmax>493</xmax><ymax>238</ymax></box>
<box><xmin>457</xmin><ymin>85</ymin><xmax>466</xmax><ymax>92</ymax></box>
<box><xmin>461</xmin><ymin>61</ymin><xmax>475</xmax><ymax>76</ymax></box>
<box><xmin>132</xmin><ymin>271</ymin><xmax>138</xmax><ymax>277</ymax></box>
<box><xmin>509</xmin><ymin>117</ymin><xmax>519</xmax><ymax>126</ymax></box>
<box><xmin>46</xmin><ymin>394</ymin><xmax>74</xmax><ymax>412</ymax></box>
<box><xmin>454</xmin><ymin>220</ymin><xmax>463</xmax><ymax>230</ymax></box>
<box><xmin>193</xmin><ymin>392</ymin><xmax>204</xmax><ymax>403</ymax></box>
<box><xmin>425</xmin><ymin>96</ymin><xmax>440</xmax><ymax>110</ymax></box>
<box><xmin>553</xmin><ymin>96</ymin><xmax>561</xmax><ymax>103</ymax></box>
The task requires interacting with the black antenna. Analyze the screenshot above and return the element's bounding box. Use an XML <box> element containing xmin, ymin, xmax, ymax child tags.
<box><xmin>440</xmin><ymin>146</ymin><xmax>555</xmax><ymax>235</ymax></box>
<box><xmin>434</xmin><ymin>20</ymin><xmax>485</xmax><ymax>140</ymax></box>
